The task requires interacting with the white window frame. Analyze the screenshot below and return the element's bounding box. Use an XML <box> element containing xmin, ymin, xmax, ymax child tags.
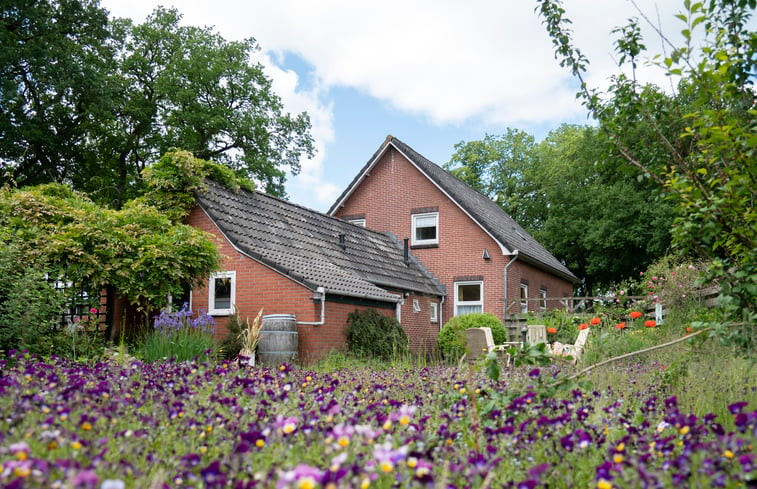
<box><xmin>539</xmin><ymin>288</ymin><xmax>547</xmax><ymax>312</ymax></box>
<box><xmin>209</xmin><ymin>271</ymin><xmax>235</xmax><ymax>316</ymax></box>
<box><xmin>430</xmin><ymin>302</ymin><xmax>438</xmax><ymax>323</ymax></box>
<box><xmin>348</xmin><ymin>218</ymin><xmax>366</xmax><ymax>227</ymax></box>
<box><xmin>411</xmin><ymin>212</ymin><xmax>439</xmax><ymax>246</ymax></box>
<box><xmin>454</xmin><ymin>281</ymin><xmax>483</xmax><ymax>316</ymax></box>
<box><xmin>412</xmin><ymin>299</ymin><xmax>421</xmax><ymax>313</ymax></box>
<box><xmin>520</xmin><ymin>283</ymin><xmax>529</xmax><ymax>313</ymax></box>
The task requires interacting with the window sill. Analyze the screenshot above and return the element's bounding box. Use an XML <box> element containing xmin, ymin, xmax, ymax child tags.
<box><xmin>410</xmin><ymin>243</ymin><xmax>439</xmax><ymax>249</ymax></box>
<box><xmin>210</xmin><ymin>310</ymin><xmax>232</xmax><ymax>317</ymax></box>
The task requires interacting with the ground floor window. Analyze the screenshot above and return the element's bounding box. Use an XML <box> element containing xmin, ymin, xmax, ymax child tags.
<box><xmin>430</xmin><ymin>302</ymin><xmax>438</xmax><ymax>323</ymax></box>
<box><xmin>539</xmin><ymin>288</ymin><xmax>547</xmax><ymax>312</ymax></box>
<box><xmin>454</xmin><ymin>281</ymin><xmax>483</xmax><ymax>316</ymax></box>
<box><xmin>209</xmin><ymin>271</ymin><xmax>235</xmax><ymax>315</ymax></box>
<box><xmin>520</xmin><ymin>283</ymin><xmax>529</xmax><ymax>313</ymax></box>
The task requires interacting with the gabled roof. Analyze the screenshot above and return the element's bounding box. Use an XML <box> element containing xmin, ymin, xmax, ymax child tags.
<box><xmin>328</xmin><ymin>136</ymin><xmax>579</xmax><ymax>284</ymax></box>
<box><xmin>196</xmin><ymin>179</ymin><xmax>445</xmax><ymax>303</ymax></box>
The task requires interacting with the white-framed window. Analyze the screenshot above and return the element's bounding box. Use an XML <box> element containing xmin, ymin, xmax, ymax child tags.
<box><xmin>520</xmin><ymin>283</ymin><xmax>529</xmax><ymax>313</ymax></box>
<box><xmin>348</xmin><ymin>218</ymin><xmax>366</xmax><ymax>227</ymax></box>
<box><xmin>430</xmin><ymin>302</ymin><xmax>438</xmax><ymax>323</ymax></box>
<box><xmin>209</xmin><ymin>271</ymin><xmax>235</xmax><ymax>316</ymax></box>
<box><xmin>411</xmin><ymin>212</ymin><xmax>439</xmax><ymax>246</ymax></box>
<box><xmin>454</xmin><ymin>281</ymin><xmax>483</xmax><ymax>316</ymax></box>
<box><xmin>412</xmin><ymin>299</ymin><xmax>421</xmax><ymax>313</ymax></box>
<box><xmin>539</xmin><ymin>288</ymin><xmax>547</xmax><ymax>312</ymax></box>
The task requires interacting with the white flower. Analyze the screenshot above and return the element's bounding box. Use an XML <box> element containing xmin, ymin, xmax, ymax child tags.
<box><xmin>101</xmin><ymin>480</ymin><xmax>126</xmax><ymax>489</ymax></box>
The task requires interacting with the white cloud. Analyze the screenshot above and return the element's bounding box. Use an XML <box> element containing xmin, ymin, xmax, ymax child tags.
<box><xmin>101</xmin><ymin>0</ymin><xmax>700</xmax><ymax>208</ymax></box>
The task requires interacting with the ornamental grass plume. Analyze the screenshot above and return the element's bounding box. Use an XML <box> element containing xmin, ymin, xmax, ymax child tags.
<box><xmin>238</xmin><ymin>308</ymin><xmax>264</xmax><ymax>357</ymax></box>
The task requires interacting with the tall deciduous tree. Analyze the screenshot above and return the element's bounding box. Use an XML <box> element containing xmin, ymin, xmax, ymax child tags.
<box><xmin>536</xmin><ymin>0</ymin><xmax>756</xmax><ymax>349</ymax></box>
<box><xmin>1</xmin><ymin>2</ymin><xmax>314</xmax><ymax>206</ymax></box>
<box><xmin>446</xmin><ymin>125</ymin><xmax>674</xmax><ymax>294</ymax></box>
<box><xmin>0</xmin><ymin>0</ymin><xmax>111</xmax><ymax>185</ymax></box>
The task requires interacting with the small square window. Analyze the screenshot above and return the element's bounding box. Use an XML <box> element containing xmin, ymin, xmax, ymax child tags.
<box><xmin>411</xmin><ymin>212</ymin><xmax>438</xmax><ymax>246</ymax></box>
<box><xmin>348</xmin><ymin>218</ymin><xmax>366</xmax><ymax>227</ymax></box>
<box><xmin>209</xmin><ymin>271</ymin><xmax>235</xmax><ymax>316</ymax></box>
<box><xmin>412</xmin><ymin>299</ymin><xmax>421</xmax><ymax>313</ymax></box>
<box><xmin>430</xmin><ymin>302</ymin><xmax>438</xmax><ymax>323</ymax></box>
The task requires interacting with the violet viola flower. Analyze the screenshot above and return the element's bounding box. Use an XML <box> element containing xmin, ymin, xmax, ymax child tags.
<box><xmin>276</xmin><ymin>464</ymin><xmax>324</xmax><ymax>489</ymax></box>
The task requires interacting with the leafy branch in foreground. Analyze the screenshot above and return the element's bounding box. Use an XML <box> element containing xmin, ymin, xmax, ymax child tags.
<box><xmin>535</xmin><ymin>0</ymin><xmax>756</xmax><ymax>352</ymax></box>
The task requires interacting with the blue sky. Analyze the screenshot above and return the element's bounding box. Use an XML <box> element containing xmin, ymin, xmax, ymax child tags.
<box><xmin>102</xmin><ymin>0</ymin><xmax>695</xmax><ymax>212</ymax></box>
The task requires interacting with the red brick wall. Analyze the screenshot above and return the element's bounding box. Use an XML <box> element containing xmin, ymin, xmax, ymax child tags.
<box><xmin>396</xmin><ymin>292</ymin><xmax>442</xmax><ymax>356</ymax></box>
<box><xmin>333</xmin><ymin>145</ymin><xmax>574</xmax><ymax>323</ymax></box>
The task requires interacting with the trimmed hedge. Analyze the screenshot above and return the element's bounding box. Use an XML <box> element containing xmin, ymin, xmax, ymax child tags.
<box><xmin>345</xmin><ymin>309</ymin><xmax>409</xmax><ymax>360</ymax></box>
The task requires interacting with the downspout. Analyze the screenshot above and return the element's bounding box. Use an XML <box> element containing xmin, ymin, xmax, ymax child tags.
<box><xmin>503</xmin><ymin>251</ymin><xmax>519</xmax><ymax>317</ymax></box>
<box><xmin>439</xmin><ymin>294</ymin><xmax>445</xmax><ymax>331</ymax></box>
<box><xmin>296</xmin><ymin>287</ymin><xmax>326</xmax><ymax>326</ymax></box>
<box><xmin>396</xmin><ymin>294</ymin><xmax>406</xmax><ymax>323</ymax></box>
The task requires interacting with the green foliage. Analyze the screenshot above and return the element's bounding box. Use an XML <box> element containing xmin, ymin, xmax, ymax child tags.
<box><xmin>536</xmin><ymin>0</ymin><xmax>756</xmax><ymax>351</ymax></box>
<box><xmin>0</xmin><ymin>241</ymin><xmax>66</xmax><ymax>355</ymax></box>
<box><xmin>0</xmin><ymin>183</ymin><xmax>219</xmax><ymax>310</ymax></box>
<box><xmin>345</xmin><ymin>309</ymin><xmax>409</xmax><ymax>360</ymax></box>
<box><xmin>1</xmin><ymin>3</ymin><xmax>314</xmax><ymax>206</ymax></box>
<box><xmin>134</xmin><ymin>149</ymin><xmax>255</xmax><ymax>222</ymax></box>
<box><xmin>136</xmin><ymin>327</ymin><xmax>216</xmax><ymax>363</ymax></box>
<box><xmin>446</xmin><ymin>125</ymin><xmax>675</xmax><ymax>293</ymax></box>
<box><xmin>219</xmin><ymin>309</ymin><xmax>247</xmax><ymax>360</ymax></box>
<box><xmin>438</xmin><ymin>313</ymin><xmax>506</xmax><ymax>361</ymax></box>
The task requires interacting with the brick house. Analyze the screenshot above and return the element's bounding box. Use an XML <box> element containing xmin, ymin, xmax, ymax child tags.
<box><xmin>328</xmin><ymin>136</ymin><xmax>579</xmax><ymax>329</ymax></box>
<box><xmin>183</xmin><ymin>179</ymin><xmax>445</xmax><ymax>363</ymax></box>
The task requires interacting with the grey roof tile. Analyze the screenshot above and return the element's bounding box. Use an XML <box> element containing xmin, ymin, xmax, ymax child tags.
<box><xmin>196</xmin><ymin>180</ymin><xmax>445</xmax><ymax>302</ymax></box>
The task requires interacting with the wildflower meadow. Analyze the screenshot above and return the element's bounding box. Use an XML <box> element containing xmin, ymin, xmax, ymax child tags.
<box><xmin>1</xmin><ymin>331</ymin><xmax>755</xmax><ymax>489</ymax></box>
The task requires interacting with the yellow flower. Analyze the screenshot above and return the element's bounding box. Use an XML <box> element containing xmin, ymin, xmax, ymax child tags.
<box><xmin>383</xmin><ymin>420</ymin><xmax>392</xmax><ymax>431</ymax></box>
<box><xmin>71</xmin><ymin>441</ymin><xmax>82</xmax><ymax>450</ymax></box>
<box><xmin>13</xmin><ymin>466</ymin><xmax>31</xmax><ymax>478</ymax></box>
<box><xmin>360</xmin><ymin>478</ymin><xmax>371</xmax><ymax>489</ymax></box>
<box><xmin>15</xmin><ymin>451</ymin><xmax>28</xmax><ymax>461</ymax></box>
<box><xmin>613</xmin><ymin>454</ymin><xmax>623</xmax><ymax>464</ymax></box>
<box><xmin>255</xmin><ymin>439</ymin><xmax>265</xmax><ymax>448</ymax></box>
<box><xmin>379</xmin><ymin>461</ymin><xmax>393</xmax><ymax>473</ymax></box>
<box><xmin>283</xmin><ymin>423</ymin><xmax>296</xmax><ymax>434</ymax></box>
<box><xmin>616</xmin><ymin>442</ymin><xmax>625</xmax><ymax>452</ymax></box>
<box><xmin>81</xmin><ymin>422</ymin><xmax>92</xmax><ymax>431</ymax></box>
<box><xmin>337</xmin><ymin>436</ymin><xmax>349</xmax><ymax>448</ymax></box>
<box><xmin>679</xmin><ymin>426</ymin><xmax>690</xmax><ymax>435</ymax></box>
<box><xmin>724</xmin><ymin>449</ymin><xmax>735</xmax><ymax>459</ymax></box>
<box><xmin>407</xmin><ymin>457</ymin><xmax>418</xmax><ymax>469</ymax></box>
<box><xmin>297</xmin><ymin>476</ymin><xmax>316</xmax><ymax>489</ymax></box>
<box><xmin>399</xmin><ymin>415</ymin><xmax>411</xmax><ymax>426</ymax></box>
<box><xmin>597</xmin><ymin>479</ymin><xmax>612</xmax><ymax>489</ymax></box>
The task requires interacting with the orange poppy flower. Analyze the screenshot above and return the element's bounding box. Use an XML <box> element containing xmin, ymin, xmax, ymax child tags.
<box><xmin>547</xmin><ymin>327</ymin><xmax>557</xmax><ymax>334</ymax></box>
<box><xmin>615</xmin><ymin>322</ymin><xmax>626</xmax><ymax>330</ymax></box>
<box><xmin>644</xmin><ymin>320</ymin><xmax>656</xmax><ymax>328</ymax></box>
<box><xmin>685</xmin><ymin>326</ymin><xmax>693</xmax><ymax>333</ymax></box>
<box><xmin>590</xmin><ymin>317</ymin><xmax>601</xmax><ymax>325</ymax></box>
<box><xmin>630</xmin><ymin>311</ymin><xmax>642</xmax><ymax>319</ymax></box>
<box><xmin>578</xmin><ymin>323</ymin><xmax>589</xmax><ymax>330</ymax></box>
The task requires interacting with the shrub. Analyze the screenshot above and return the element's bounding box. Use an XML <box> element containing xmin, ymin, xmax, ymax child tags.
<box><xmin>345</xmin><ymin>309</ymin><xmax>409</xmax><ymax>360</ymax></box>
<box><xmin>136</xmin><ymin>305</ymin><xmax>215</xmax><ymax>362</ymax></box>
<box><xmin>0</xmin><ymin>243</ymin><xmax>67</xmax><ymax>356</ymax></box>
<box><xmin>438</xmin><ymin>313</ymin><xmax>506</xmax><ymax>361</ymax></box>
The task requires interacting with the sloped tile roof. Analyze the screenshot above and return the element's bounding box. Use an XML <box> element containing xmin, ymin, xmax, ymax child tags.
<box><xmin>329</xmin><ymin>136</ymin><xmax>579</xmax><ymax>283</ymax></box>
<box><xmin>196</xmin><ymin>179</ymin><xmax>445</xmax><ymax>303</ymax></box>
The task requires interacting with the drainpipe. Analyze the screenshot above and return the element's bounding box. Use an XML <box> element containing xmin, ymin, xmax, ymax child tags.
<box><xmin>438</xmin><ymin>294</ymin><xmax>445</xmax><ymax>331</ymax></box>
<box><xmin>296</xmin><ymin>286</ymin><xmax>326</xmax><ymax>326</ymax></box>
<box><xmin>503</xmin><ymin>251</ymin><xmax>519</xmax><ymax>317</ymax></box>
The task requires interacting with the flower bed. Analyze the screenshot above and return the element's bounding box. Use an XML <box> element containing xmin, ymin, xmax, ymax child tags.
<box><xmin>0</xmin><ymin>352</ymin><xmax>754</xmax><ymax>488</ymax></box>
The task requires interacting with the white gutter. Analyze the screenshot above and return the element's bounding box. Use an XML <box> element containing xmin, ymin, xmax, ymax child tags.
<box><xmin>296</xmin><ymin>287</ymin><xmax>326</xmax><ymax>326</ymax></box>
<box><xmin>503</xmin><ymin>251</ymin><xmax>519</xmax><ymax>316</ymax></box>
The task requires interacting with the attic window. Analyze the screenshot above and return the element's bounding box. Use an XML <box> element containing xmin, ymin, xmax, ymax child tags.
<box><xmin>412</xmin><ymin>212</ymin><xmax>438</xmax><ymax>246</ymax></box>
<box><xmin>348</xmin><ymin>219</ymin><xmax>366</xmax><ymax>227</ymax></box>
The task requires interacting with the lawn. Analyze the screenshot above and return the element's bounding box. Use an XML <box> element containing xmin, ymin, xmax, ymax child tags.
<box><xmin>1</xmin><ymin>334</ymin><xmax>755</xmax><ymax>489</ymax></box>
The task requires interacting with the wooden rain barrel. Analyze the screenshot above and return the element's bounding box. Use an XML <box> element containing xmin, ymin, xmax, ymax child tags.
<box><xmin>258</xmin><ymin>314</ymin><xmax>298</xmax><ymax>365</ymax></box>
